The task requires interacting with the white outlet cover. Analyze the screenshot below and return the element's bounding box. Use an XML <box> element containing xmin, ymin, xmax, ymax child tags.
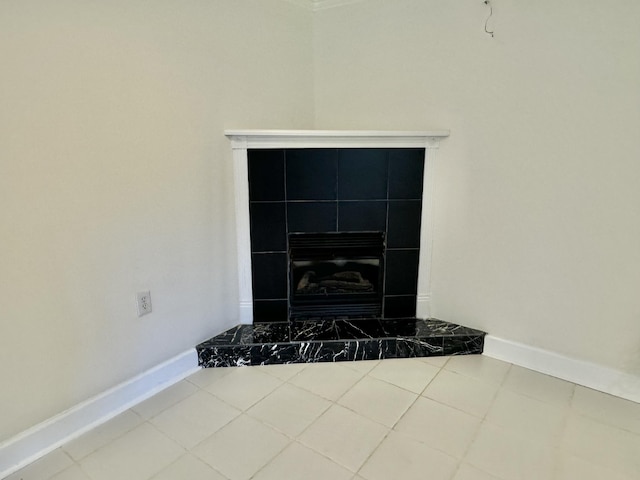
<box><xmin>136</xmin><ymin>291</ymin><xmax>152</xmax><ymax>316</ymax></box>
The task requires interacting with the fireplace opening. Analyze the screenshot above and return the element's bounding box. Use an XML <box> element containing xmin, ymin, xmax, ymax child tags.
<box><xmin>288</xmin><ymin>232</ymin><xmax>385</xmax><ymax>320</ymax></box>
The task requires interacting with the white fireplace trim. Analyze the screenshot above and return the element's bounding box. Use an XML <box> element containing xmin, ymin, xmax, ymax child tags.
<box><xmin>225</xmin><ymin>129</ymin><xmax>450</xmax><ymax>324</ymax></box>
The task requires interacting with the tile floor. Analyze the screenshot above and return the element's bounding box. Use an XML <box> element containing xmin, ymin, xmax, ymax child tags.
<box><xmin>7</xmin><ymin>355</ymin><xmax>640</xmax><ymax>480</ymax></box>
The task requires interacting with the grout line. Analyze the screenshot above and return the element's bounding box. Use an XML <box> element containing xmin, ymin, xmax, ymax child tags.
<box><xmin>351</xmin><ymin>358</ymin><xmax>451</xmax><ymax>476</ymax></box>
<box><xmin>451</xmin><ymin>363</ymin><xmax>514</xmax><ymax>479</ymax></box>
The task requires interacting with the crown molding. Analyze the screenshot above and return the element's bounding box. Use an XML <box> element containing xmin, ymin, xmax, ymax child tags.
<box><xmin>283</xmin><ymin>0</ymin><xmax>367</xmax><ymax>11</ymax></box>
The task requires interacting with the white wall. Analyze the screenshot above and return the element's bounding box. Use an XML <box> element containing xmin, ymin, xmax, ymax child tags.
<box><xmin>313</xmin><ymin>0</ymin><xmax>640</xmax><ymax>372</ymax></box>
<box><xmin>4</xmin><ymin>0</ymin><xmax>640</xmax><ymax>445</ymax></box>
<box><xmin>0</xmin><ymin>0</ymin><xmax>313</xmax><ymax>442</ymax></box>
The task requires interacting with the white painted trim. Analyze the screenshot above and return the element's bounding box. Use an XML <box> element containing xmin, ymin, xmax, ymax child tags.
<box><xmin>226</xmin><ymin>130</ymin><xmax>449</xmax><ymax>150</ymax></box>
<box><xmin>225</xmin><ymin>129</ymin><xmax>449</xmax><ymax>324</ymax></box>
<box><xmin>484</xmin><ymin>335</ymin><xmax>640</xmax><ymax>404</ymax></box>
<box><xmin>415</xmin><ymin>145</ymin><xmax>438</xmax><ymax>319</ymax></box>
<box><xmin>282</xmin><ymin>0</ymin><xmax>368</xmax><ymax>12</ymax></box>
<box><xmin>230</xmin><ymin>139</ymin><xmax>254</xmax><ymax>325</ymax></box>
<box><xmin>0</xmin><ymin>349</ymin><xmax>199</xmax><ymax>479</ymax></box>
<box><xmin>416</xmin><ymin>294</ymin><xmax>432</xmax><ymax>319</ymax></box>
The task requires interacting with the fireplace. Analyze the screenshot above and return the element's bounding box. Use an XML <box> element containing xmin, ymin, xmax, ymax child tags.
<box><xmin>289</xmin><ymin>232</ymin><xmax>385</xmax><ymax>319</ymax></box>
<box><xmin>225</xmin><ymin>130</ymin><xmax>449</xmax><ymax>324</ymax></box>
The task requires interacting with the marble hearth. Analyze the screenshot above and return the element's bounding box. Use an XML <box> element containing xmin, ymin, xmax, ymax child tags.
<box><xmin>196</xmin><ymin>318</ymin><xmax>486</xmax><ymax>367</ymax></box>
<box><xmin>197</xmin><ymin>130</ymin><xmax>486</xmax><ymax>368</ymax></box>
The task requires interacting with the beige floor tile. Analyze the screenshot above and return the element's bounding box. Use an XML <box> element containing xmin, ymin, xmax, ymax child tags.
<box><xmin>368</xmin><ymin>358</ymin><xmax>440</xmax><ymax>394</ymax></box>
<box><xmin>339</xmin><ymin>359</ymin><xmax>380</xmax><ymax>374</ymax></box>
<box><xmin>298</xmin><ymin>404</ymin><xmax>388</xmax><ymax>472</ymax></box>
<box><xmin>445</xmin><ymin>355</ymin><xmax>510</xmax><ymax>384</ymax></box>
<box><xmin>131</xmin><ymin>380</ymin><xmax>198</xmax><ymax>420</ymax></box>
<box><xmin>192</xmin><ymin>414</ymin><xmax>289</xmax><ymax>480</ymax></box>
<box><xmin>358</xmin><ymin>431</ymin><xmax>457</xmax><ymax>480</ymax></box>
<box><xmin>452</xmin><ymin>463</ymin><xmax>501</xmax><ymax>480</ymax></box>
<box><xmin>485</xmin><ymin>388</ymin><xmax>568</xmax><ymax>443</ymax></box>
<box><xmin>502</xmin><ymin>365</ymin><xmax>574</xmax><ymax>407</ymax></box>
<box><xmin>464</xmin><ymin>422</ymin><xmax>557</xmax><ymax>480</ymax></box>
<box><xmin>17</xmin><ymin>359</ymin><xmax>640</xmax><ymax>480</ymax></box>
<box><xmin>422</xmin><ymin>369</ymin><xmax>499</xmax><ymax>418</ymax></box>
<box><xmin>255</xmin><ymin>362</ymin><xmax>307</xmax><ymax>381</ymax></box>
<box><xmin>62</xmin><ymin>410</ymin><xmax>142</xmax><ymax>460</ymax></box>
<box><xmin>151</xmin><ymin>453</ymin><xmax>227</xmax><ymax>480</ymax></box>
<box><xmin>252</xmin><ymin>442</ymin><xmax>352</xmax><ymax>480</ymax></box>
<box><xmin>415</xmin><ymin>355</ymin><xmax>450</xmax><ymax>368</ymax></box>
<box><xmin>205</xmin><ymin>366</ymin><xmax>282</xmax><ymax>410</ymax></box>
<box><xmin>394</xmin><ymin>396</ymin><xmax>480</xmax><ymax>458</ymax></box>
<box><xmin>79</xmin><ymin>423</ymin><xmax>184</xmax><ymax>480</ymax></box>
<box><xmin>289</xmin><ymin>363</ymin><xmax>363</xmax><ymax>401</ymax></box>
<box><xmin>247</xmin><ymin>383</ymin><xmax>331</xmax><ymax>436</ymax></box>
<box><xmin>5</xmin><ymin>449</ymin><xmax>73</xmax><ymax>480</ymax></box>
<box><xmin>562</xmin><ymin>412</ymin><xmax>640</xmax><ymax>478</ymax></box>
<box><xmin>149</xmin><ymin>390</ymin><xmax>241</xmax><ymax>448</ymax></box>
<box><xmin>572</xmin><ymin>385</ymin><xmax>640</xmax><ymax>435</ymax></box>
<box><xmin>49</xmin><ymin>464</ymin><xmax>92</xmax><ymax>480</ymax></box>
<box><xmin>338</xmin><ymin>376</ymin><xmax>417</xmax><ymax>427</ymax></box>
<box><xmin>186</xmin><ymin>366</ymin><xmax>234</xmax><ymax>389</ymax></box>
<box><xmin>555</xmin><ymin>453</ymin><xmax>636</xmax><ymax>480</ymax></box>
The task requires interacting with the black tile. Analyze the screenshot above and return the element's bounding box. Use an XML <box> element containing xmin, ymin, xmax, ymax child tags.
<box><xmin>251</xmin><ymin>344</ymin><xmax>303</xmax><ymax>365</ymax></box>
<box><xmin>253</xmin><ymin>300</ymin><xmax>288</xmax><ymax>323</ymax></box>
<box><xmin>443</xmin><ymin>336</ymin><xmax>485</xmax><ymax>356</ymax></box>
<box><xmin>392</xmin><ymin>338</ymin><xmax>444</xmax><ymax>357</ymax></box>
<box><xmin>387</xmin><ymin>200</ymin><xmax>422</xmax><ymax>248</ymax></box>
<box><xmin>338</xmin><ymin>149</ymin><xmax>388</xmax><ymax>200</ymax></box>
<box><xmin>289</xmin><ymin>319</ymin><xmax>337</xmax><ymax>341</ymax></box>
<box><xmin>251</xmin><ymin>253</ymin><xmax>287</xmax><ymax>299</ymax></box>
<box><xmin>388</xmin><ymin>149</ymin><xmax>425</xmax><ymax>199</ymax></box>
<box><xmin>249</xmin><ymin>202</ymin><xmax>286</xmax><ymax>252</ymax></box>
<box><xmin>286</xmin><ymin>149</ymin><xmax>338</xmax><ymax>200</ymax></box>
<box><xmin>384</xmin><ymin>249</ymin><xmax>419</xmax><ymax>295</ymax></box>
<box><xmin>338</xmin><ymin>201</ymin><xmax>387</xmax><ymax>232</ymax></box>
<box><xmin>248</xmin><ymin>149</ymin><xmax>285</xmax><ymax>201</ymax></box>
<box><xmin>198</xmin><ymin>346</ymin><xmax>253</xmax><ymax>367</ymax></box>
<box><xmin>384</xmin><ymin>295</ymin><xmax>417</xmax><ymax>318</ymax></box>
<box><xmin>335</xmin><ymin>319</ymin><xmax>387</xmax><ymax>339</ymax></box>
<box><xmin>378</xmin><ymin>317</ymin><xmax>421</xmax><ymax>336</ymax></box>
<box><xmin>196</xmin><ymin>318</ymin><xmax>486</xmax><ymax>367</ymax></box>
<box><xmin>251</xmin><ymin>322</ymin><xmax>291</xmax><ymax>342</ymax></box>
<box><xmin>287</xmin><ymin>202</ymin><xmax>337</xmax><ymax>233</ymax></box>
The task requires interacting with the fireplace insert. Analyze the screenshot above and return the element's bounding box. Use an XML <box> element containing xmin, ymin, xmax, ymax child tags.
<box><xmin>288</xmin><ymin>232</ymin><xmax>385</xmax><ymax>320</ymax></box>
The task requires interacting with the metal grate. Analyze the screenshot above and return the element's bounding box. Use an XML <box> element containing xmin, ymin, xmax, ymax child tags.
<box><xmin>288</xmin><ymin>231</ymin><xmax>385</xmax><ymax>321</ymax></box>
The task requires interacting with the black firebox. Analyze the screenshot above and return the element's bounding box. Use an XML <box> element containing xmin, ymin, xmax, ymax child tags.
<box><xmin>288</xmin><ymin>232</ymin><xmax>385</xmax><ymax>320</ymax></box>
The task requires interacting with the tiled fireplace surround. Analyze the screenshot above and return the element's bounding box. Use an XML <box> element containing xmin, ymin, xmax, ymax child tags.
<box><xmin>248</xmin><ymin>146</ymin><xmax>425</xmax><ymax>321</ymax></box>
<box><xmin>196</xmin><ymin>131</ymin><xmax>485</xmax><ymax>367</ymax></box>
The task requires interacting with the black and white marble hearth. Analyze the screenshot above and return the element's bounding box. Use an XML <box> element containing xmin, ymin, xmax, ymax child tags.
<box><xmin>196</xmin><ymin>318</ymin><xmax>486</xmax><ymax>368</ymax></box>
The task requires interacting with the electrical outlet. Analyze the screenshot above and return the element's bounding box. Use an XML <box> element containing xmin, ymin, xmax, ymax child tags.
<box><xmin>136</xmin><ymin>291</ymin><xmax>152</xmax><ymax>317</ymax></box>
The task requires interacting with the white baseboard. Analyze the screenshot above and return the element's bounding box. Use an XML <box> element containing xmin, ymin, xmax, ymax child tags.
<box><xmin>0</xmin><ymin>349</ymin><xmax>199</xmax><ymax>479</ymax></box>
<box><xmin>483</xmin><ymin>335</ymin><xmax>640</xmax><ymax>404</ymax></box>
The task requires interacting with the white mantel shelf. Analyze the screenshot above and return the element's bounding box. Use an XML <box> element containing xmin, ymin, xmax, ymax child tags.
<box><xmin>225</xmin><ymin>129</ymin><xmax>450</xmax><ymax>149</ymax></box>
<box><xmin>225</xmin><ymin>129</ymin><xmax>450</xmax><ymax>324</ymax></box>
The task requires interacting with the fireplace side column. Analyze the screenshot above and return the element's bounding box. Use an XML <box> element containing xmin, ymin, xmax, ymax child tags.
<box><xmin>416</xmin><ymin>139</ymin><xmax>441</xmax><ymax>319</ymax></box>
<box><xmin>229</xmin><ymin>136</ymin><xmax>254</xmax><ymax>324</ymax></box>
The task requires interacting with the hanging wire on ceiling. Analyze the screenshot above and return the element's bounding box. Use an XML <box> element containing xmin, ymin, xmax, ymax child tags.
<box><xmin>483</xmin><ymin>0</ymin><xmax>495</xmax><ymax>37</ymax></box>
